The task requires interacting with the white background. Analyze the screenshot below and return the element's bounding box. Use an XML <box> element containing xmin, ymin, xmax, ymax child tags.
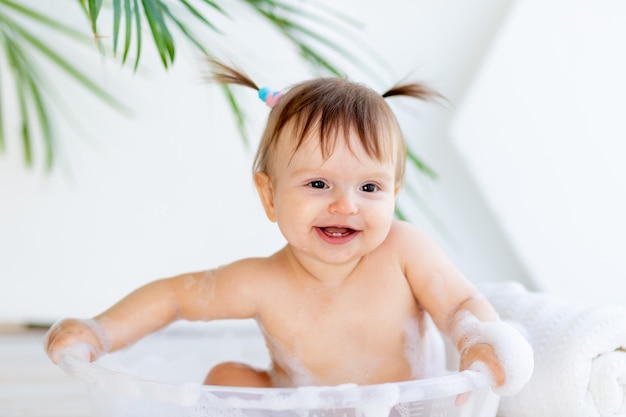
<box><xmin>0</xmin><ymin>0</ymin><xmax>624</xmax><ymax>323</ymax></box>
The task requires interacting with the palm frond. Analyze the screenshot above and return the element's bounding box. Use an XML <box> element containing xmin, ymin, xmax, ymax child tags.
<box><xmin>407</xmin><ymin>147</ymin><xmax>437</xmax><ymax>179</ymax></box>
<box><xmin>1</xmin><ymin>0</ymin><xmax>90</xmax><ymax>41</ymax></box>
<box><xmin>112</xmin><ymin>0</ymin><xmax>122</xmax><ymax>51</ymax></box>
<box><xmin>161</xmin><ymin>2</ymin><xmax>208</xmax><ymax>54</ymax></box>
<box><xmin>394</xmin><ymin>206</ymin><xmax>407</xmax><ymax>222</ymax></box>
<box><xmin>2</xmin><ymin>30</ymin><xmax>34</xmax><ymax>166</ymax></box>
<box><xmin>401</xmin><ymin>181</ymin><xmax>452</xmax><ymax>240</ymax></box>
<box><xmin>221</xmin><ymin>84</ymin><xmax>249</xmax><ymax>148</ymax></box>
<box><xmin>131</xmin><ymin>0</ymin><xmax>142</xmax><ymax>70</ymax></box>
<box><xmin>0</xmin><ymin>1</ymin><xmax>126</xmax><ymax>169</ymax></box>
<box><xmin>77</xmin><ymin>0</ymin><xmax>366</xmax><ymax>148</ymax></box>
<box><xmin>2</xmin><ymin>0</ymin><xmax>434</xmax><ymax>187</ymax></box>
<box><xmin>6</xmin><ymin>21</ymin><xmax>125</xmax><ymax>109</ymax></box>
<box><xmin>178</xmin><ymin>0</ymin><xmax>222</xmax><ymax>33</ymax></box>
<box><xmin>87</xmin><ymin>0</ymin><xmax>104</xmax><ymax>35</ymax></box>
<box><xmin>241</xmin><ymin>0</ymin><xmax>348</xmax><ymax>76</ymax></box>
<box><xmin>142</xmin><ymin>0</ymin><xmax>176</xmax><ymax>68</ymax></box>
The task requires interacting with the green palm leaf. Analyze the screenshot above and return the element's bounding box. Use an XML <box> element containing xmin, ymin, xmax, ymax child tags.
<box><xmin>0</xmin><ymin>1</ymin><xmax>125</xmax><ymax>169</ymax></box>
<box><xmin>1</xmin><ymin>0</ymin><xmax>434</xmax><ymax>185</ymax></box>
<box><xmin>80</xmin><ymin>0</ymin><xmax>369</xmax><ymax>137</ymax></box>
<box><xmin>407</xmin><ymin>147</ymin><xmax>437</xmax><ymax>180</ymax></box>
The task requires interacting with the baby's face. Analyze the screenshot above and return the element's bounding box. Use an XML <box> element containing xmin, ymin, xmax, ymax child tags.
<box><xmin>257</xmin><ymin>129</ymin><xmax>398</xmax><ymax>267</ymax></box>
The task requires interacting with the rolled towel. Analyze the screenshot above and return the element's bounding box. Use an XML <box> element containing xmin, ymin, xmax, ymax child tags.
<box><xmin>482</xmin><ymin>282</ymin><xmax>626</xmax><ymax>417</ymax></box>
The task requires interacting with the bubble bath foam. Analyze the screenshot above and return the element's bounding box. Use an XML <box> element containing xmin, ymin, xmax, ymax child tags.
<box><xmin>58</xmin><ymin>320</ymin><xmax>499</xmax><ymax>417</ymax></box>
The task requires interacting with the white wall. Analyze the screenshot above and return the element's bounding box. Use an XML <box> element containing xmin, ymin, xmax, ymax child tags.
<box><xmin>6</xmin><ymin>0</ymin><xmax>617</xmax><ymax>324</ymax></box>
<box><xmin>451</xmin><ymin>0</ymin><xmax>626</xmax><ymax>306</ymax></box>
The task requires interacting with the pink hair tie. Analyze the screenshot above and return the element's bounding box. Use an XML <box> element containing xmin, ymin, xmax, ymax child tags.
<box><xmin>258</xmin><ymin>87</ymin><xmax>283</xmax><ymax>108</ymax></box>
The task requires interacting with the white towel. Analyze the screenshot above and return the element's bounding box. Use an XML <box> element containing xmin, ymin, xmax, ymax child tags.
<box><xmin>482</xmin><ymin>282</ymin><xmax>626</xmax><ymax>417</ymax></box>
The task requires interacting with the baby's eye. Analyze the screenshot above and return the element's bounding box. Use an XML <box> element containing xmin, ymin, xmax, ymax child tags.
<box><xmin>308</xmin><ymin>180</ymin><xmax>328</xmax><ymax>189</ymax></box>
<box><xmin>360</xmin><ymin>183</ymin><xmax>379</xmax><ymax>193</ymax></box>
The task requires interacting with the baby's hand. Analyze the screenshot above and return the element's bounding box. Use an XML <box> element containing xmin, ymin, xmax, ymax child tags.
<box><xmin>459</xmin><ymin>342</ymin><xmax>505</xmax><ymax>387</ymax></box>
<box><xmin>453</xmin><ymin>313</ymin><xmax>534</xmax><ymax>397</ymax></box>
<box><xmin>44</xmin><ymin>318</ymin><xmax>109</xmax><ymax>364</ymax></box>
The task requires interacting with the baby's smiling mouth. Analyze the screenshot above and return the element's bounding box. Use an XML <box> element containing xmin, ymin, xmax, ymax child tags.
<box><xmin>315</xmin><ymin>226</ymin><xmax>360</xmax><ymax>245</ymax></box>
<box><xmin>319</xmin><ymin>226</ymin><xmax>356</xmax><ymax>237</ymax></box>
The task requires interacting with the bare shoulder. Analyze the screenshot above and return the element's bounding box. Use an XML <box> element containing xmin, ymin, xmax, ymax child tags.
<box><xmin>383</xmin><ymin>220</ymin><xmax>451</xmax><ymax>272</ymax></box>
<box><xmin>175</xmin><ymin>252</ymin><xmax>289</xmax><ymax>320</ymax></box>
<box><xmin>385</xmin><ymin>220</ymin><xmax>435</xmax><ymax>250</ymax></box>
<box><xmin>211</xmin><ymin>253</ymin><xmax>287</xmax><ymax>285</ymax></box>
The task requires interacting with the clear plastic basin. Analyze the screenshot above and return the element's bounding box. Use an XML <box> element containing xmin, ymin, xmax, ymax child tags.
<box><xmin>58</xmin><ymin>321</ymin><xmax>499</xmax><ymax>417</ymax></box>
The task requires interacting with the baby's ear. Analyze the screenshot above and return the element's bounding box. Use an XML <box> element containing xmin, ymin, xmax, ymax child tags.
<box><xmin>254</xmin><ymin>172</ymin><xmax>276</xmax><ymax>222</ymax></box>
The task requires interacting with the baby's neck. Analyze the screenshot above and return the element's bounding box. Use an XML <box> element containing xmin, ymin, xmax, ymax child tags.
<box><xmin>280</xmin><ymin>245</ymin><xmax>363</xmax><ymax>288</ymax></box>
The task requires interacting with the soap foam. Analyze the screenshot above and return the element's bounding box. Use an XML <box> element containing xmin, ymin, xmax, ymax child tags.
<box><xmin>403</xmin><ymin>315</ymin><xmax>447</xmax><ymax>379</ymax></box>
<box><xmin>57</xmin><ymin>322</ymin><xmax>500</xmax><ymax>416</ymax></box>
<box><xmin>45</xmin><ymin>318</ymin><xmax>111</xmax><ymax>362</ymax></box>
<box><xmin>359</xmin><ymin>384</ymin><xmax>399</xmax><ymax>417</ymax></box>
<box><xmin>258</xmin><ymin>323</ymin><xmax>317</xmax><ymax>387</ymax></box>
<box><xmin>451</xmin><ymin>311</ymin><xmax>534</xmax><ymax>396</ymax></box>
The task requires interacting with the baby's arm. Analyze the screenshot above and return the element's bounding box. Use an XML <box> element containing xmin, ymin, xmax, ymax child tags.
<box><xmin>396</xmin><ymin>222</ymin><xmax>533</xmax><ymax>396</ymax></box>
<box><xmin>46</xmin><ymin>277</ymin><xmax>196</xmax><ymax>362</ymax></box>
<box><xmin>45</xmin><ymin>261</ymin><xmax>261</xmax><ymax>363</ymax></box>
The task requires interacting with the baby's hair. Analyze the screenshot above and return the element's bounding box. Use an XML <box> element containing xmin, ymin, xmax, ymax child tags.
<box><xmin>207</xmin><ymin>58</ymin><xmax>441</xmax><ymax>186</ymax></box>
<box><xmin>209</xmin><ymin>59</ymin><xmax>259</xmax><ymax>90</ymax></box>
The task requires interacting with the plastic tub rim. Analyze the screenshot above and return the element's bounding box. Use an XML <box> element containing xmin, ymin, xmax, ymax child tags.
<box><xmin>58</xmin><ymin>352</ymin><xmax>493</xmax><ymax>410</ymax></box>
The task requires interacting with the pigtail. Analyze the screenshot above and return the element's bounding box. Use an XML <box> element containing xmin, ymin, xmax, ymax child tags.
<box><xmin>206</xmin><ymin>58</ymin><xmax>259</xmax><ymax>91</ymax></box>
<box><xmin>207</xmin><ymin>58</ymin><xmax>284</xmax><ymax>108</ymax></box>
<box><xmin>382</xmin><ymin>82</ymin><xmax>444</xmax><ymax>103</ymax></box>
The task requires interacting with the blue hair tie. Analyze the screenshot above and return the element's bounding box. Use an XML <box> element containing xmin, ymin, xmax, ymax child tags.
<box><xmin>258</xmin><ymin>87</ymin><xmax>283</xmax><ymax>108</ymax></box>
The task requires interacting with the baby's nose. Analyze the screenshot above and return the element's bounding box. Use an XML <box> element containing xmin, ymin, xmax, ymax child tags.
<box><xmin>329</xmin><ymin>191</ymin><xmax>358</xmax><ymax>215</ymax></box>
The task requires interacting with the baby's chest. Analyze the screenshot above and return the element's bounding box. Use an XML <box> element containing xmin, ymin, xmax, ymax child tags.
<box><xmin>261</xmin><ymin>308</ymin><xmax>432</xmax><ymax>386</ymax></box>
<box><xmin>260</xmin><ymin>286</ymin><xmax>423</xmax><ymax>368</ymax></box>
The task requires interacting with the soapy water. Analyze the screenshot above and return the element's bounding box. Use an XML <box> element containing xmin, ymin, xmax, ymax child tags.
<box><xmin>58</xmin><ymin>320</ymin><xmax>499</xmax><ymax>417</ymax></box>
<box><xmin>450</xmin><ymin>311</ymin><xmax>534</xmax><ymax>397</ymax></box>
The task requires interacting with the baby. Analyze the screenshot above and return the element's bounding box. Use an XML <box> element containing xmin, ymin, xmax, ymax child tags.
<box><xmin>45</xmin><ymin>61</ymin><xmax>533</xmax><ymax>396</ymax></box>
